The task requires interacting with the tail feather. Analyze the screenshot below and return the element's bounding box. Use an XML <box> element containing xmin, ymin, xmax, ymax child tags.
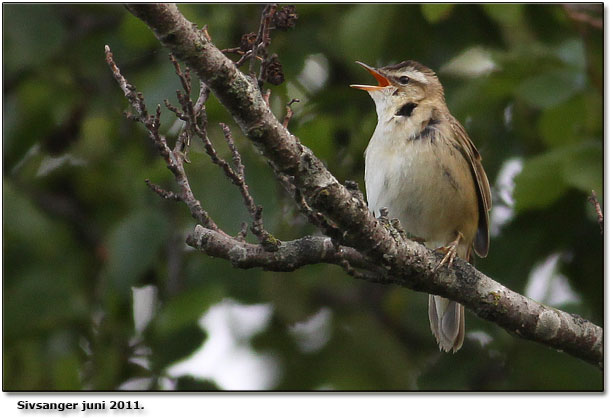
<box><xmin>428</xmin><ymin>295</ymin><xmax>464</xmax><ymax>353</ymax></box>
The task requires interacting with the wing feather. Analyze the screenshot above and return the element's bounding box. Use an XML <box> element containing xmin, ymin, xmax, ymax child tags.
<box><xmin>450</xmin><ymin>117</ymin><xmax>491</xmax><ymax>257</ymax></box>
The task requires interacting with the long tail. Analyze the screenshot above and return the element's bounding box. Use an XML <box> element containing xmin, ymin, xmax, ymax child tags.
<box><xmin>428</xmin><ymin>295</ymin><xmax>465</xmax><ymax>353</ymax></box>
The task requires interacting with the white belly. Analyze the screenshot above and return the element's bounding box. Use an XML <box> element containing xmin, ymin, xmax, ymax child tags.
<box><xmin>365</xmin><ymin>126</ymin><xmax>478</xmax><ymax>250</ymax></box>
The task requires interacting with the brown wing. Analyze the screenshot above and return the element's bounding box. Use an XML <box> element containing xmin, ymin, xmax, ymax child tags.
<box><xmin>450</xmin><ymin>117</ymin><xmax>491</xmax><ymax>257</ymax></box>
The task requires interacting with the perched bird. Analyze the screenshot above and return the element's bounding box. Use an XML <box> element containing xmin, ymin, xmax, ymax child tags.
<box><xmin>351</xmin><ymin>60</ymin><xmax>491</xmax><ymax>352</ymax></box>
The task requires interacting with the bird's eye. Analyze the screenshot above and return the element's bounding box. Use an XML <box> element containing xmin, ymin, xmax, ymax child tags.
<box><xmin>398</xmin><ymin>76</ymin><xmax>410</xmax><ymax>85</ymax></box>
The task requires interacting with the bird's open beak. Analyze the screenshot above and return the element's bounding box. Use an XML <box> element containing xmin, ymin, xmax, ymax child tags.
<box><xmin>350</xmin><ymin>61</ymin><xmax>391</xmax><ymax>91</ymax></box>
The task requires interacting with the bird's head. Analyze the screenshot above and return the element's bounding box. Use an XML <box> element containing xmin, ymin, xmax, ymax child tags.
<box><xmin>351</xmin><ymin>60</ymin><xmax>445</xmax><ymax>121</ymax></box>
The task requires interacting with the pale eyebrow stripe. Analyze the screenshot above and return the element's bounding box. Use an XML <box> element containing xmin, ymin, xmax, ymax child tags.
<box><xmin>406</xmin><ymin>70</ymin><xmax>428</xmax><ymax>84</ymax></box>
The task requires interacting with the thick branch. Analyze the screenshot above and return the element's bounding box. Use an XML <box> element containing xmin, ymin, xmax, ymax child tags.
<box><xmin>187</xmin><ymin>225</ymin><xmax>377</xmax><ymax>273</ymax></box>
<box><xmin>125</xmin><ymin>3</ymin><xmax>399</xmax><ymax>264</ymax></box>
<box><xmin>125</xmin><ymin>3</ymin><xmax>603</xmax><ymax>369</ymax></box>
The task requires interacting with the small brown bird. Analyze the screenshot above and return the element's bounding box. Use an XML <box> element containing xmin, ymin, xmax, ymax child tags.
<box><xmin>351</xmin><ymin>60</ymin><xmax>491</xmax><ymax>352</ymax></box>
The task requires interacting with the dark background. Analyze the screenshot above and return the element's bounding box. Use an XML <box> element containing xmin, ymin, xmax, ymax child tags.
<box><xmin>3</xmin><ymin>4</ymin><xmax>603</xmax><ymax>390</ymax></box>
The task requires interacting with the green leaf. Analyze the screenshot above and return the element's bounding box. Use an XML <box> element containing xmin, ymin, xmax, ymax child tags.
<box><xmin>514</xmin><ymin>141</ymin><xmax>603</xmax><ymax>212</ymax></box>
<box><xmin>482</xmin><ymin>4</ymin><xmax>523</xmax><ymax>25</ymax></box>
<box><xmin>538</xmin><ymin>96</ymin><xmax>587</xmax><ymax>148</ymax></box>
<box><xmin>514</xmin><ymin>150</ymin><xmax>565</xmax><ymax>212</ymax></box>
<box><xmin>421</xmin><ymin>4</ymin><xmax>454</xmax><ymax>23</ymax></box>
<box><xmin>337</xmin><ymin>5</ymin><xmax>395</xmax><ymax>64</ymax></box>
<box><xmin>440</xmin><ymin>47</ymin><xmax>497</xmax><ymax>78</ymax></box>
<box><xmin>295</xmin><ymin>116</ymin><xmax>335</xmax><ymax>163</ymax></box>
<box><xmin>562</xmin><ymin>140</ymin><xmax>603</xmax><ymax>196</ymax></box>
<box><xmin>52</xmin><ymin>354</ymin><xmax>81</xmax><ymax>390</ymax></box>
<box><xmin>175</xmin><ymin>376</ymin><xmax>220</xmax><ymax>391</ymax></box>
<box><xmin>106</xmin><ymin>209</ymin><xmax>169</xmax><ymax>295</ymax></box>
<box><xmin>555</xmin><ymin>38</ymin><xmax>586</xmax><ymax>70</ymax></box>
<box><xmin>119</xmin><ymin>13</ymin><xmax>160</xmax><ymax>49</ymax></box>
<box><xmin>3</xmin><ymin>5</ymin><xmax>66</xmax><ymax>74</ymax></box>
<box><xmin>150</xmin><ymin>323</ymin><xmax>207</xmax><ymax>371</ymax></box>
<box><xmin>5</xmin><ymin>269</ymin><xmax>87</xmax><ymax>340</ymax></box>
<box><xmin>515</xmin><ymin>69</ymin><xmax>586</xmax><ymax>109</ymax></box>
<box><xmin>75</xmin><ymin>116</ymin><xmax>114</xmax><ymax>159</ymax></box>
<box><xmin>152</xmin><ymin>285</ymin><xmax>224</xmax><ymax>336</ymax></box>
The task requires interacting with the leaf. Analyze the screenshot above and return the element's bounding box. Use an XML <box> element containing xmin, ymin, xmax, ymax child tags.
<box><xmin>295</xmin><ymin>116</ymin><xmax>335</xmax><ymax>163</ymax></box>
<box><xmin>440</xmin><ymin>47</ymin><xmax>497</xmax><ymax>78</ymax></box>
<box><xmin>149</xmin><ymin>323</ymin><xmax>207</xmax><ymax>371</ymax></box>
<box><xmin>106</xmin><ymin>209</ymin><xmax>169</xmax><ymax>295</ymax></box>
<box><xmin>337</xmin><ymin>5</ymin><xmax>395</xmax><ymax>64</ymax></box>
<box><xmin>52</xmin><ymin>354</ymin><xmax>81</xmax><ymax>390</ymax></box>
<box><xmin>561</xmin><ymin>140</ymin><xmax>603</xmax><ymax>196</ymax></box>
<box><xmin>515</xmin><ymin>69</ymin><xmax>586</xmax><ymax>109</ymax></box>
<box><xmin>5</xmin><ymin>269</ymin><xmax>87</xmax><ymax>340</ymax></box>
<box><xmin>175</xmin><ymin>376</ymin><xmax>220</xmax><ymax>391</ymax></box>
<box><xmin>119</xmin><ymin>13</ymin><xmax>160</xmax><ymax>49</ymax></box>
<box><xmin>538</xmin><ymin>96</ymin><xmax>587</xmax><ymax>148</ymax></box>
<box><xmin>3</xmin><ymin>4</ymin><xmax>66</xmax><ymax>74</ymax></box>
<box><xmin>514</xmin><ymin>150</ymin><xmax>566</xmax><ymax>212</ymax></box>
<box><xmin>514</xmin><ymin>141</ymin><xmax>603</xmax><ymax>212</ymax></box>
<box><xmin>152</xmin><ymin>285</ymin><xmax>224</xmax><ymax>336</ymax></box>
<box><xmin>555</xmin><ymin>38</ymin><xmax>586</xmax><ymax>70</ymax></box>
<box><xmin>482</xmin><ymin>4</ymin><xmax>523</xmax><ymax>25</ymax></box>
<box><xmin>421</xmin><ymin>4</ymin><xmax>454</xmax><ymax>23</ymax></box>
<box><xmin>3</xmin><ymin>181</ymin><xmax>88</xmax><ymax>339</ymax></box>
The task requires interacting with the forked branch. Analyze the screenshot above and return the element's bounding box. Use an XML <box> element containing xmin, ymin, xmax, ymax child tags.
<box><xmin>109</xmin><ymin>4</ymin><xmax>603</xmax><ymax>369</ymax></box>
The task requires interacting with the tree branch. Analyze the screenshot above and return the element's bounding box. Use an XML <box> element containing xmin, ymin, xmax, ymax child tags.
<box><xmin>120</xmin><ymin>3</ymin><xmax>603</xmax><ymax>369</ymax></box>
<box><xmin>187</xmin><ymin>225</ymin><xmax>379</xmax><ymax>273</ymax></box>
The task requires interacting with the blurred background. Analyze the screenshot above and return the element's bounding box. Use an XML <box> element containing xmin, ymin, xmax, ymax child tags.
<box><xmin>3</xmin><ymin>4</ymin><xmax>603</xmax><ymax>390</ymax></box>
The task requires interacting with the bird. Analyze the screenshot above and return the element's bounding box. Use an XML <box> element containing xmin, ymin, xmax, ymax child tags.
<box><xmin>350</xmin><ymin>60</ymin><xmax>491</xmax><ymax>352</ymax></box>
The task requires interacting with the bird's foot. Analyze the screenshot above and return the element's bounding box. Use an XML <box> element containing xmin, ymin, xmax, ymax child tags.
<box><xmin>435</xmin><ymin>232</ymin><xmax>463</xmax><ymax>270</ymax></box>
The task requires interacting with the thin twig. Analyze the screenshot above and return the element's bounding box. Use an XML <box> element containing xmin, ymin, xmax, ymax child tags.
<box><xmin>145</xmin><ymin>179</ymin><xmax>182</xmax><ymax>202</ymax></box>
<box><xmin>105</xmin><ymin>45</ymin><xmax>213</xmax><ymax>229</ymax></box>
<box><xmin>168</xmin><ymin>55</ymin><xmax>204</xmax><ymax>160</ymax></box>
<box><xmin>563</xmin><ymin>4</ymin><xmax>603</xmax><ymax>29</ymax></box>
<box><xmin>250</xmin><ymin>4</ymin><xmax>277</xmax><ymax>77</ymax></box>
<box><xmin>219</xmin><ymin>123</ymin><xmax>280</xmax><ymax>250</ymax></box>
<box><xmin>237</xmin><ymin>222</ymin><xmax>249</xmax><ymax>242</ymax></box>
<box><xmin>283</xmin><ymin>98</ymin><xmax>300</xmax><ymax>129</ymax></box>
<box><xmin>164</xmin><ymin>99</ymin><xmax>186</xmax><ymax>121</ymax></box>
<box><xmin>221</xmin><ymin>47</ymin><xmax>243</xmax><ymax>54</ymax></box>
<box><xmin>235</xmin><ymin>50</ymin><xmax>255</xmax><ymax>67</ymax></box>
<box><xmin>262</xmin><ymin>89</ymin><xmax>271</xmax><ymax>107</ymax></box>
<box><xmin>201</xmin><ymin>24</ymin><xmax>212</xmax><ymax>42</ymax></box>
<box><xmin>339</xmin><ymin>259</ymin><xmax>384</xmax><ymax>283</ymax></box>
<box><xmin>170</xmin><ymin>54</ymin><xmax>191</xmax><ymax>95</ymax></box>
<box><xmin>164</xmin><ymin>57</ymin><xmax>280</xmax><ymax>249</ymax></box>
<box><xmin>193</xmin><ymin>81</ymin><xmax>210</xmax><ymax>117</ymax></box>
<box><xmin>588</xmin><ymin>190</ymin><xmax>603</xmax><ymax>234</ymax></box>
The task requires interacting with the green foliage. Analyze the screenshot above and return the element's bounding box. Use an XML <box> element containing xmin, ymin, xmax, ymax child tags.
<box><xmin>175</xmin><ymin>376</ymin><xmax>220</xmax><ymax>391</ymax></box>
<box><xmin>3</xmin><ymin>4</ymin><xmax>66</xmax><ymax>73</ymax></box>
<box><xmin>105</xmin><ymin>209</ymin><xmax>170</xmax><ymax>296</ymax></box>
<box><xmin>514</xmin><ymin>141</ymin><xmax>602</xmax><ymax>212</ymax></box>
<box><xmin>152</xmin><ymin>285</ymin><xmax>224</xmax><ymax>336</ymax></box>
<box><xmin>3</xmin><ymin>4</ymin><xmax>603</xmax><ymax>391</ymax></box>
<box><xmin>148</xmin><ymin>323</ymin><xmax>207</xmax><ymax>372</ymax></box>
<box><xmin>338</xmin><ymin>5</ymin><xmax>396</xmax><ymax>66</ymax></box>
<box><xmin>421</xmin><ymin>4</ymin><xmax>454</xmax><ymax>23</ymax></box>
<box><xmin>515</xmin><ymin>69</ymin><xmax>585</xmax><ymax>109</ymax></box>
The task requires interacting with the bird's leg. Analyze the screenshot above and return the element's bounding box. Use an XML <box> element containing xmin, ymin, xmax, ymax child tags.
<box><xmin>435</xmin><ymin>231</ymin><xmax>464</xmax><ymax>270</ymax></box>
